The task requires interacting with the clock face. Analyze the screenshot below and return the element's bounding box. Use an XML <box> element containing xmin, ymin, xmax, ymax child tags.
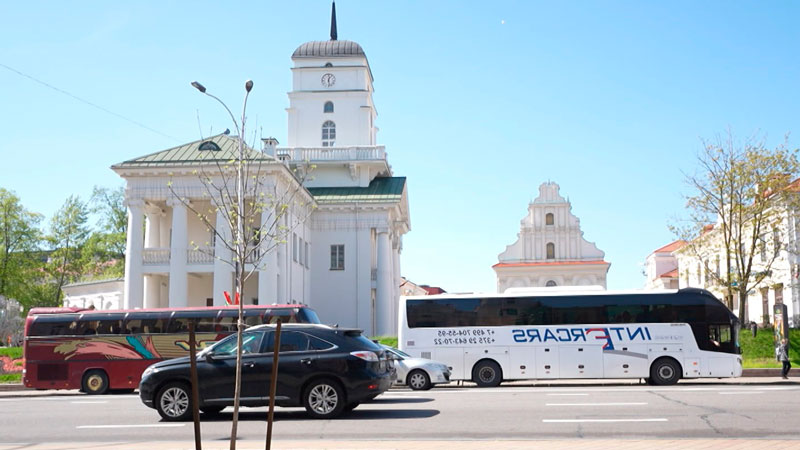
<box><xmin>321</xmin><ymin>73</ymin><xmax>336</xmax><ymax>87</ymax></box>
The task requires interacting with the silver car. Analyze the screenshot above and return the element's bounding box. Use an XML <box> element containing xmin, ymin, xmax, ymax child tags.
<box><xmin>382</xmin><ymin>345</ymin><xmax>450</xmax><ymax>390</ymax></box>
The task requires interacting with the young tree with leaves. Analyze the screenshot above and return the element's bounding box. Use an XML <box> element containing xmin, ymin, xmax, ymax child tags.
<box><xmin>674</xmin><ymin>133</ymin><xmax>800</xmax><ymax>322</ymax></box>
<box><xmin>171</xmin><ymin>80</ymin><xmax>314</xmax><ymax>449</ymax></box>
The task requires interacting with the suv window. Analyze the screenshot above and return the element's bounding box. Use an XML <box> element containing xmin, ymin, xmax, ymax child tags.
<box><xmin>213</xmin><ymin>331</ymin><xmax>264</xmax><ymax>356</ymax></box>
<box><xmin>261</xmin><ymin>331</ymin><xmax>312</xmax><ymax>353</ymax></box>
<box><xmin>309</xmin><ymin>336</ymin><xmax>335</xmax><ymax>350</ymax></box>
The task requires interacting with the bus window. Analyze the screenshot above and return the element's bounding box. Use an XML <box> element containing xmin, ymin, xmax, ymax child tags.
<box><xmin>243</xmin><ymin>309</ymin><xmax>263</xmax><ymax>327</ymax></box>
<box><xmin>30</xmin><ymin>318</ymin><xmax>74</xmax><ymax>336</ymax></box>
<box><xmin>265</xmin><ymin>309</ymin><xmax>297</xmax><ymax>324</ymax></box>
<box><xmin>167</xmin><ymin>318</ymin><xmax>191</xmax><ymax>333</ymax></box>
<box><xmin>194</xmin><ymin>316</ymin><xmax>216</xmax><ymax>332</ymax></box>
<box><xmin>215</xmin><ymin>315</ymin><xmax>237</xmax><ymax>332</ymax></box>
<box><xmin>124</xmin><ymin>317</ymin><xmax>168</xmax><ymax>334</ymax></box>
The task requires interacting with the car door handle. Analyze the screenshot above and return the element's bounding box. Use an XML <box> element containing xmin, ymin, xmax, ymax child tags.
<box><xmin>300</xmin><ymin>358</ymin><xmax>312</xmax><ymax>366</ymax></box>
<box><xmin>243</xmin><ymin>361</ymin><xmax>255</xmax><ymax>368</ymax></box>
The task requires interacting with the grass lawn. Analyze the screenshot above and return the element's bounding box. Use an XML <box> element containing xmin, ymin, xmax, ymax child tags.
<box><xmin>0</xmin><ymin>347</ymin><xmax>22</xmax><ymax>359</ymax></box>
<box><xmin>740</xmin><ymin>327</ymin><xmax>799</xmax><ymax>368</ymax></box>
<box><xmin>0</xmin><ymin>373</ymin><xmax>22</xmax><ymax>383</ymax></box>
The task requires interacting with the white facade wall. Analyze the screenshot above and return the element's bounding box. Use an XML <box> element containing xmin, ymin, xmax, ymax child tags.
<box><xmin>495</xmin><ymin>182</ymin><xmax>610</xmax><ymax>291</ymax></box>
<box><xmin>675</xmin><ymin>211</ymin><xmax>800</xmax><ymax>327</ymax></box>
<box><xmin>63</xmin><ymin>280</ymin><xmax>124</xmax><ymax>310</ymax></box>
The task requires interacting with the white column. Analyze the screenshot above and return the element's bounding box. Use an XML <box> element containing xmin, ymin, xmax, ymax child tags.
<box><xmin>258</xmin><ymin>208</ymin><xmax>278</xmax><ymax>305</ymax></box>
<box><xmin>392</xmin><ymin>239</ymin><xmax>401</xmax><ymax>336</ymax></box>
<box><xmin>143</xmin><ymin>206</ymin><xmax>162</xmax><ymax>309</ymax></box>
<box><xmin>123</xmin><ymin>199</ymin><xmax>144</xmax><ymax>309</ymax></box>
<box><xmin>168</xmin><ymin>198</ymin><xmax>188</xmax><ymax>307</ymax></box>
<box><xmin>213</xmin><ymin>209</ymin><xmax>232</xmax><ymax>306</ymax></box>
<box><xmin>376</xmin><ymin>229</ymin><xmax>393</xmax><ymax>335</ymax></box>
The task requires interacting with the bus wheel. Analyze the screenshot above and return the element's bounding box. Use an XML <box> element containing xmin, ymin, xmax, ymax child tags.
<box><xmin>156</xmin><ymin>382</ymin><xmax>192</xmax><ymax>421</ymax></box>
<box><xmin>650</xmin><ymin>358</ymin><xmax>681</xmax><ymax>386</ymax></box>
<box><xmin>472</xmin><ymin>360</ymin><xmax>502</xmax><ymax>388</ymax></box>
<box><xmin>407</xmin><ymin>370</ymin><xmax>432</xmax><ymax>391</ymax></box>
<box><xmin>82</xmin><ymin>370</ymin><xmax>109</xmax><ymax>395</ymax></box>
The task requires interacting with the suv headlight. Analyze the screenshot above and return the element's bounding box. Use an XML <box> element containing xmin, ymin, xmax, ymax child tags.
<box><xmin>142</xmin><ymin>366</ymin><xmax>156</xmax><ymax>378</ymax></box>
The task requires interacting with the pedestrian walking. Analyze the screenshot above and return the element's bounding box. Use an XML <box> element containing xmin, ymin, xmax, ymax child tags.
<box><xmin>777</xmin><ymin>338</ymin><xmax>791</xmax><ymax>379</ymax></box>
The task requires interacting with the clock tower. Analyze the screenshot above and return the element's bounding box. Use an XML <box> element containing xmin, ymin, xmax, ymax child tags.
<box><xmin>287</xmin><ymin>2</ymin><xmax>377</xmax><ymax>148</ymax></box>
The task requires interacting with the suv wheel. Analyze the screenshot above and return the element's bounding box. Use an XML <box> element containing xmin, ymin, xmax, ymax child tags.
<box><xmin>304</xmin><ymin>379</ymin><xmax>345</xmax><ymax>419</ymax></box>
<box><xmin>407</xmin><ymin>370</ymin><xmax>432</xmax><ymax>391</ymax></box>
<box><xmin>156</xmin><ymin>382</ymin><xmax>192</xmax><ymax>421</ymax></box>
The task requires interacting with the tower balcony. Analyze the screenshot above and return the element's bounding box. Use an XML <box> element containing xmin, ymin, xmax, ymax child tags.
<box><xmin>276</xmin><ymin>145</ymin><xmax>386</xmax><ymax>163</ymax></box>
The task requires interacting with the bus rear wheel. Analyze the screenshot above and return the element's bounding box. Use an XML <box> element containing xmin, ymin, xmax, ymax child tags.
<box><xmin>650</xmin><ymin>358</ymin><xmax>681</xmax><ymax>386</ymax></box>
<box><xmin>472</xmin><ymin>360</ymin><xmax>502</xmax><ymax>388</ymax></box>
<box><xmin>82</xmin><ymin>370</ymin><xmax>109</xmax><ymax>395</ymax></box>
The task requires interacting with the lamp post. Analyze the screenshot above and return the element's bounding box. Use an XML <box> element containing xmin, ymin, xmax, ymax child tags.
<box><xmin>191</xmin><ymin>79</ymin><xmax>253</xmax><ymax>450</ymax></box>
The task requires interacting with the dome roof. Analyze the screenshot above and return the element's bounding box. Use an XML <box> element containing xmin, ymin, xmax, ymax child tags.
<box><xmin>292</xmin><ymin>40</ymin><xmax>365</xmax><ymax>58</ymax></box>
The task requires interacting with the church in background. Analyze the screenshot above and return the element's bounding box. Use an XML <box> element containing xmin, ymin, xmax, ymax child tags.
<box><xmin>493</xmin><ymin>182</ymin><xmax>610</xmax><ymax>292</ymax></box>
<box><xmin>64</xmin><ymin>6</ymin><xmax>410</xmax><ymax>337</ymax></box>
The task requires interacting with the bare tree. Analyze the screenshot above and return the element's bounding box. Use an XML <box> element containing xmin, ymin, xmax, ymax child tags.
<box><xmin>169</xmin><ymin>80</ymin><xmax>314</xmax><ymax>449</ymax></box>
<box><xmin>674</xmin><ymin>132</ymin><xmax>800</xmax><ymax>322</ymax></box>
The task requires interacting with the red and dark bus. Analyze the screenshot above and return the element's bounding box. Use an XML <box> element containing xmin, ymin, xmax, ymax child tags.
<box><xmin>23</xmin><ymin>304</ymin><xmax>321</xmax><ymax>394</ymax></box>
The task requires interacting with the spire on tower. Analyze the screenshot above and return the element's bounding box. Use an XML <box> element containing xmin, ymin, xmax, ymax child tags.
<box><xmin>330</xmin><ymin>1</ymin><xmax>338</xmax><ymax>41</ymax></box>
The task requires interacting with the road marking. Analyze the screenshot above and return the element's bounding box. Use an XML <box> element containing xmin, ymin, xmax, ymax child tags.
<box><xmin>718</xmin><ymin>391</ymin><xmax>764</xmax><ymax>395</ymax></box>
<box><xmin>71</xmin><ymin>401</ymin><xmax>108</xmax><ymax>404</ymax></box>
<box><xmin>546</xmin><ymin>402</ymin><xmax>648</xmax><ymax>406</ymax></box>
<box><xmin>76</xmin><ymin>424</ymin><xmax>186</xmax><ymax>429</ymax></box>
<box><xmin>543</xmin><ymin>418</ymin><xmax>667</xmax><ymax>423</ymax></box>
<box><xmin>546</xmin><ymin>393</ymin><xmax>589</xmax><ymax>396</ymax></box>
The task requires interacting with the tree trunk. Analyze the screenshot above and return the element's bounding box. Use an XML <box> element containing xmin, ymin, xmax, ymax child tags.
<box><xmin>738</xmin><ymin>288</ymin><xmax>749</xmax><ymax>323</ymax></box>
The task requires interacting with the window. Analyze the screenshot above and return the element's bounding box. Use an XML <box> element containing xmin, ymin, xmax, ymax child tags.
<box><xmin>299</xmin><ymin>237</ymin><xmax>304</xmax><ymax>266</ymax></box>
<box><xmin>715</xmin><ymin>255</ymin><xmax>720</xmax><ymax>279</ymax></box>
<box><xmin>324</xmin><ymin>101</ymin><xmax>334</xmax><ymax>113</ymax></box>
<box><xmin>545</xmin><ymin>213</ymin><xmax>554</xmax><ymax>226</ymax></box>
<box><xmin>293</xmin><ymin>233</ymin><xmax>298</xmax><ymax>263</ymax></box>
<box><xmin>322</xmin><ymin>121</ymin><xmax>336</xmax><ymax>147</ymax></box>
<box><xmin>305</xmin><ymin>241</ymin><xmax>310</xmax><ymax>268</ymax></box>
<box><xmin>330</xmin><ymin>244</ymin><xmax>345</xmax><ymax>270</ymax></box>
<box><xmin>546</xmin><ymin>242</ymin><xmax>555</xmax><ymax>259</ymax></box>
<box><xmin>773</xmin><ymin>227</ymin><xmax>781</xmax><ymax>257</ymax></box>
<box><xmin>545</xmin><ymin>280</ymin><xmax>557</xmax><ymax>287</ymax></box>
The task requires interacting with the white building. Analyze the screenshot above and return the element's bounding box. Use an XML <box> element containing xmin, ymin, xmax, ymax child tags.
<box><xmin>95</xmin><ymin>11</ymin><xmax>410</xmax><ymax>336</ymax></box>
<box><xmin>643</xmin><ymin>240</ymin><xmax>685</xmax><ymax>290</ymax></box>
<box><xmin>672</xmin><ymin>216</ymin><xmax>799</xmax><ymax>327</ymax></box>
<box><xmin>494</xmin><ymin>182</ymin><xmax>610</xmax><ymax>292</ymax></box>
<box><xmin>62</xmin><ymin>278</ymin><xmax>124</xmax><ymax>310</ymax></box>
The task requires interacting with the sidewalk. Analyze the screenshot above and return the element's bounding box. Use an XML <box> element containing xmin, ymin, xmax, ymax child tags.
<box><xmin>0</xmin><ymin>374</ymin><xmax>796</xmax><ymax>398</ymax></box>
<box><xmin>1</xmin><ymin>439</ymin><xmax>799</xmax><ymax>450</ymax></box>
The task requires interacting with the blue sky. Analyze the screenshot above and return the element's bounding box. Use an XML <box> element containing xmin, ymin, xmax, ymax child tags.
<box><xmin>1</xmin><ymin>1</ymin><xmax>798</xmax><ymax>293</ymax></box>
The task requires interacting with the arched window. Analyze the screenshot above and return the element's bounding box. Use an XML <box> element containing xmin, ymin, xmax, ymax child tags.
<box><xmin>545</xmin><ymin>213</ymin><xmax>554</xmax><ymax>226</ymax></box>
<box><xmin>321</xmin><ymin>120</ymin><xmax>336</xmax><ymax>147</ymax></box>
<box><xmin>545</xmin><ymin>280</ymin><xmax>557</xmax><ymax>287</ymax></box>
<box><xmin>546</xmin><ymin>242</ymin><xmax>555</xmax><ymax>259</ymax></box>
<box><xmin>324</xmin><ymin>101</ymin><xmax>334</xmax><ymax>113</ymax></box>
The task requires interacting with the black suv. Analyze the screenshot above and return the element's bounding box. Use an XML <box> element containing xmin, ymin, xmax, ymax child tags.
<box><xmin>138</xmin><ymin>324</ymin><xmax>393</xmax><ymax>420</ymax></box>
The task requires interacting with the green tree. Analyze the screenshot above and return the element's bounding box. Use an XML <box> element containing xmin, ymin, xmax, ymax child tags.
<box><xmin>45</xmin><ymin>196</ymin><xmax>90</xmax><ymax>305</ymax></box>
<box><xmin>675</xmin><ymin>133</ymin><xmax>800</xmax><ymax>322</ymax></box>
<box><xmin>84</xmin><ymin>186</ymin><xmax>126</xmax><ymax>278</ymax></box>
<box><xmin>0</xmin><ymin>188</ymin><xmax>43</xmax><ymax>304</ymax></box>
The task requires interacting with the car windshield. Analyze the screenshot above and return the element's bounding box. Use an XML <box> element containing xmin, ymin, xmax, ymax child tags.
<box><xmin>384</xmin><ymin>346</ymin><xmax>411</xmax><ymax>358</ymax></box>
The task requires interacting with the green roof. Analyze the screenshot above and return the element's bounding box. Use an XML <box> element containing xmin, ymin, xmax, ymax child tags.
<box><xmin>308</xmin><ymin>177</ymin><xmax>406</xmax><ymax>204</ymax></box>
<box><xmin>113</xmin><ymin>134</ymin><xmax>274</xmax><ymax>168</ymax></box>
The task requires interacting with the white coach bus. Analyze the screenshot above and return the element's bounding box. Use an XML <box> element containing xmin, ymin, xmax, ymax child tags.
<box><xmin>398</xmin><ymin>288</ymin><xmax>742</xmax><ymax>386</ymax></box>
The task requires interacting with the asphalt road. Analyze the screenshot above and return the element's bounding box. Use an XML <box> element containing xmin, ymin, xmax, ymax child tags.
<box><xmin>1</xmin><ymin>382</ymin><xmax>799</xmax><ymax>445</ymax></box>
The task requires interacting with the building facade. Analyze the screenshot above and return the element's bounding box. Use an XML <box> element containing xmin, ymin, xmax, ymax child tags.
<box><xmin>643</xmin><ymin>240</ymin><xmax>685</xmax><ymax>290</ymax></box>
<box><xmin>81</xmin><ymin>14</ymin><xmax>410</xmax><ymax>336</ymax></box>
<box><xmin>670</xmin><ymin>215</ymin><xmax>800</xmax><ymax>327</ymax></box>
<box><xmin>493</xmin><ymin>182</ymin><xmax>610</xmax><ymax>292</ymax></box>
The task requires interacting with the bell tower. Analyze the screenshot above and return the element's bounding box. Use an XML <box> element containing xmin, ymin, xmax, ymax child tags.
<box><xmin>287</xmin><ymin>2</ymin><xmax>378</xmax><ymax>147</ymax></box>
